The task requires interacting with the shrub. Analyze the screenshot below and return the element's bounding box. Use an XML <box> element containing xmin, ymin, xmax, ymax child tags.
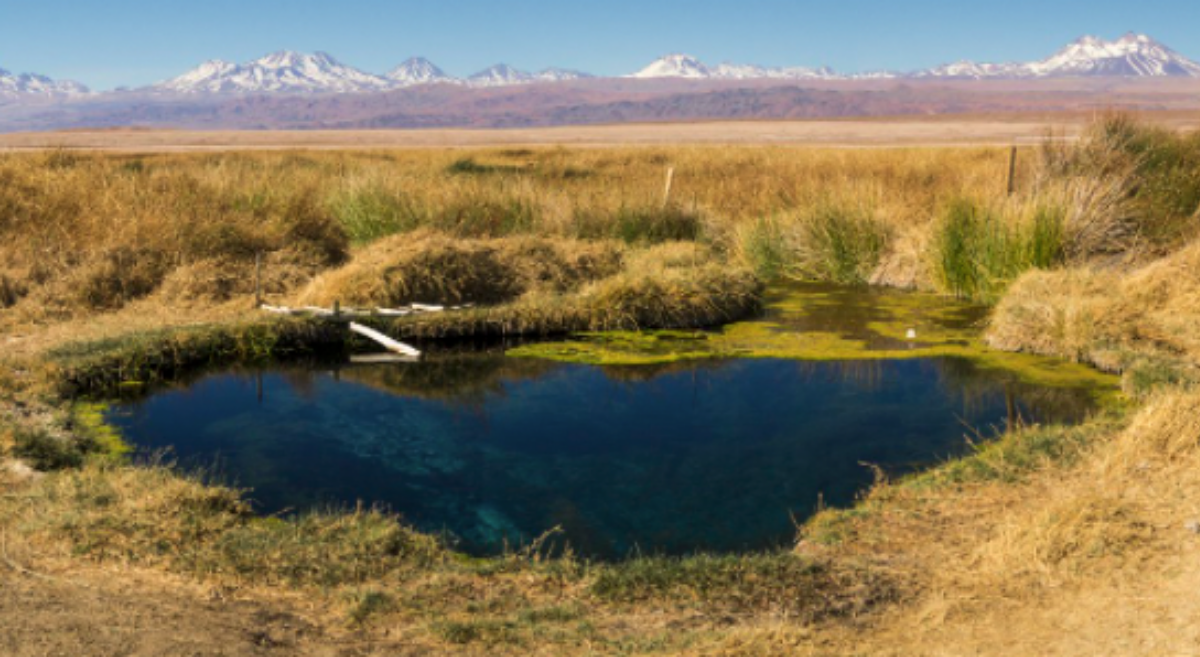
<box><xmin>1040</xmin><ymin>113</ymin><xmax>1200</xmax><ymax>251</ymax></box>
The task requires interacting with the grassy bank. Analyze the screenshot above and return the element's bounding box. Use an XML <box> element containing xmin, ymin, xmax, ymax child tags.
<box><xmin>4</xmin><ymin>114</ymin><xmax>1200</xmax><ymax>654</ymax></box>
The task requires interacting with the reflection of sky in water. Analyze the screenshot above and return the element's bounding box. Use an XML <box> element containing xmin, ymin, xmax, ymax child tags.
<box><xmin>110</xmin><ymin>357</ymin><xmax>1097</xmax><ymax>559</ymax></box>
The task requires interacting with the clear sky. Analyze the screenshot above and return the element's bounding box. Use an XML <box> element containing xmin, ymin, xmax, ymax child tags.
<box><xmin>2</xmin><ymin>0</ymin><xmax>1199</xmax><ymax>90</ymax></box>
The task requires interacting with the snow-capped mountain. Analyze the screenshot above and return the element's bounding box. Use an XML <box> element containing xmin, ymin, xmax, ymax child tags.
<box><xmin>1031</xmin><ymin>33</ymin><xmax>1200</xmax><ymax>77</ymax></box>
<box><xmin>914</xmin><ymin>60</ymin><xmax>1027</xmax><ymax>79</ymax></box>
<box><xmin>467</xmin><ymin>64</ymin><xmax>534</xmax><ymax>87</ymax></box>
<box><xmin>633</xmin><ymin>55</ymin><xmax>835</xmax><ymax>81</ymax></box>
<box><xmin>632</xmin><ymin>54</ymin><xmax>712</xmax><ymax>79</ymax></box>
<box><xmin>17</xmin><ymin>32</ymin><xmax>1193</xmax><ymax>101</ymax></box>
<box><xmin>915</xmin><ymin>34</ymin><xmax>1200</xmax><ymax>79</ymax></box>
<box><xmin>533</xmin><ymin>67</ymin><xmax>593</xmax><ymax>82</ymax></box>
<box><xmin>386</xmin><ymin>57</ymin><xmax>458</xmax><ymax>87</ymax></box>
<box><xmin>152</xmin><ymin>51</ymin><xmax>393</xmax><ymax>94</ymax></box>
<box><xmin>712</xmin><ymin>63</ymin><xmax>836</xmax><ymax>80</ymax></box>
<box><xmin>0</xmin><ymin>68</ymin><xmax>89</xmax><ymax>97</ymax></box>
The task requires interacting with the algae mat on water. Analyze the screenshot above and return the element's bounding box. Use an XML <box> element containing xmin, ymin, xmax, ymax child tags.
<box><xmin>508</xmin><ymin>283</ymin><xmax>1122</xmax><ymax>404</ymax></box>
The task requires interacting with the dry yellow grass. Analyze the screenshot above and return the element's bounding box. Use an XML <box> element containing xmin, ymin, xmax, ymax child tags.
<box><xmin>0</xmin><ymin>143</ymin><xmax>1018</xmax><ymax>339</ymax></box>
<box><xmin>990</xmin><ymin>239</ymin><xmax>1200</xmax><ymax>375</ymax></box>
<box><xmin>5</xmin><ymin>116</ymin><xmax>1200</xmax><ymax>655</ymax></box>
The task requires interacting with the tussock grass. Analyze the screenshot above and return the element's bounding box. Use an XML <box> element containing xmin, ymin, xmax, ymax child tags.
<box><xmin>300</xmin><ymin>231</ymin><xmax>624</xmax><ymax>308</ymax></box>
<box><xmin>0</xmin><ymin>143</ymin><xmax>1018</xmax><ymax>331</ymax></box>
<box><xmin>361</xmin><ymin>244</ymin><xmax>761</xmax><ymax>340</ymax></box>
<box><xmin>791</xmin><ymin>200</ymin><xmax>891</xmax><ymax>284</ymax></box>
<box><xmin>989</xmin><ymin>238</ymin><xmax>1200</xmax><ymax>379</ymax></box>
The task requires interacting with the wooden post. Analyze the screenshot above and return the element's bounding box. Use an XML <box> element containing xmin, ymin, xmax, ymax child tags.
<box><xmin>662</xmin><ymin>167</ymin><xmax>675</xmax><ymax>209</ymax></box>
<box><xmin>333</xmin><ymin>300</ymin><xmax>341</xmax><ymax>320</ymax></box>
<box><xmin>1007</xmin><ymin>146</ymin><xmax>1018</xmax><ymax>196</ymax></box>
<box><xmin>254</xmin><ymin>251</ymin><xmax>263</xmax><ymax>308</ymax></box>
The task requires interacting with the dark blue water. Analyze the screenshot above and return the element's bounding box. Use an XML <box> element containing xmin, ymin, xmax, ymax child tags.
<box><xmin>108</xmin><ymin>356</ymin><xmax>1096</xmax><ymax>559</ymax></box>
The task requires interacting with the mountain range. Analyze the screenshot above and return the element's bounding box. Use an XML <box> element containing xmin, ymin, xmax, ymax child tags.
<box><xmin>0</xmin><ymin>69</ymin><xmax>90</xmax><ymax>98</ymax></box>
<box><xmin>2</xmin><ymin>33</ymin><xmax>1198</xmax><ymax>99</ymax></box>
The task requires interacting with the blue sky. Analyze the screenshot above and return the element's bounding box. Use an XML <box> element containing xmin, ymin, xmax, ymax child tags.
<box><xmin>2</xmin><ymin>0</ymin><xmax>1198</xmax><ymax>90</ymax></box>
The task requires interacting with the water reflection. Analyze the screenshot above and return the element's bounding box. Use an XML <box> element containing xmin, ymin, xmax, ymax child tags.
<box><xmin>110</xmin><ymin>354</ymin><xmax>1098</xmax><ymax>559</ymax></box>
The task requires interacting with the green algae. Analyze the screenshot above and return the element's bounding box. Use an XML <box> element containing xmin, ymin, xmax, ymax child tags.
<box><xmin>508</xmin><ymin>282</ymin><xmax>1122</xmax><ymax>406</ymax></box>
<box><xmin>72</xmin><ymin>402</ymin><xmax>133</xmax><ymax>459</ymax></box>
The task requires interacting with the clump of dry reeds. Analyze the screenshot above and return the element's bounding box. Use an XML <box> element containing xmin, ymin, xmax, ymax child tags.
<box><xmin>299</xmin><ymin>231</ymin><xmax>624</xmax><ymax>308</ymax></box>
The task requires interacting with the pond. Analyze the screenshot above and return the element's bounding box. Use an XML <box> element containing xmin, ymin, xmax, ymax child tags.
<box><xmin>107</xmin><ymin>284</ymin><xmax>1118</xmax><ymax>560</ymax></box>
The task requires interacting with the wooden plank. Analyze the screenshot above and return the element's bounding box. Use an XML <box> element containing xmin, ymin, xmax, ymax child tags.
<box><xmin>374</xmin><ymin>308</ymin><xmax>412</xmax><ymax>317</ymax></box>
<box><xmin>411</xmin><ymin>303</ymin><xmax>446</xmax><ymax>313</ymax></box>
<box><xmin>348</xmin><ymin>322</ymin><xmax>422</xmax><ymax>358</ymax></box>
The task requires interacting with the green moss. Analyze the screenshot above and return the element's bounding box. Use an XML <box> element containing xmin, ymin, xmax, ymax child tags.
<box><xmin>510</xmin><ymin>282</ymin><xmax>1122</xmax><ymax>406</ymax></box>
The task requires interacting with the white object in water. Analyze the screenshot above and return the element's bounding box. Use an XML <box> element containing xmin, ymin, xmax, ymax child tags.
<box><xmin>411</xmin><ymin>303</ymin><xmax>446</xmax><ymax>313</ymax></box>
<box><xmin>348</xmin><ymin>322</ymin><xmax>422</xmax><ymax>358</ymax></box>
<box><xmin>906</xmin><ymin>329</ymin><xmax>918</xmax><ymax>340</ymax></box>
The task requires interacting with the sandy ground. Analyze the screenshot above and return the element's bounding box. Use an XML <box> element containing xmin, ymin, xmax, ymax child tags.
<box><xmin>1</xmin><ymin>113</ymin><xmax>1198</xmax><ymax>152</ymax></box>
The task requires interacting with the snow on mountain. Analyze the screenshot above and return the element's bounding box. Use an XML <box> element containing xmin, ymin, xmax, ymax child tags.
<box><xmin>912</xmin><ymin>60</ymin><xmax>1028</xmax><ymax>80</ymax></box>
<box><xmin>152</xmin><ymin>51</ymin><xmax>393</xmax><ymax>94</ymax></box>
<box><xmin>386</xmin><ymin>57</ymin><xmax>458</xmax><ymax>87</ymax></box>
<box><xmin>467</xmin><ymin>64</ymin><xmax>534</xmax><ymax>87</ymax></box>
<box><xmin>915</xmin><ymin>34</ymin><xmax>1200</xmax><ymax>79</ymax></box>
<box><xmin>33</xmin><ymin>32</ymin><xmax>1197</xmax><ymax>100</ymax></box>
<box><xmin>533</xmin><ymin>67</ymin><xmax>593</xmax><ymax>82</ymax></box>
<box><xmin>1030</xmin><ymin>33</ymin><xmax>1200</xmax><ymax>77</ymax></box>
<box><xmin>712</xmin><ymin>63</ymin><xmax>836</xmax><ymax>80</ymax></box>
<box><xmin>0</xmin><ymin>68</ymin><xmax>89</xmax><ymax>97</ymax></box>
<box><xmin>633</xmin><ymin>54</ymin><xmax>835</xmax><ymax>80</ymax></box>
<box><xmin>631</xmin><ymin>54</ymin><xmax>712</xmax><ymax>79</ymax></box>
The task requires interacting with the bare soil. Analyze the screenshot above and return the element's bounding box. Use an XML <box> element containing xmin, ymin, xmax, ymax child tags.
<box><xmin>2</xmin><ymin>112</ymin><xmax>1198</xmax><ymax>152</ymax></box>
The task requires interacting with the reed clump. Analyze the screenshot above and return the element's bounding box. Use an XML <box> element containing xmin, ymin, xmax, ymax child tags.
<box><xmin>932</xmin><ymin>198</ymin><xmax>1067</xmax><ymax>302</ymax></box>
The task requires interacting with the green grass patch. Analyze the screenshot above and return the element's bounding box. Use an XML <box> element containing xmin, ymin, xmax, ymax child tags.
<box><xmin>934</xmin><ymin>198</ymin><xmax>1067</xmax><ymax>302</ymax></box>
<box><xmin>794</xmin><ymin>201</ymin><xmax>890</xmax><ymax>284</ymax></box>
<box><xmin>328</xmin><ymin>184</ymin><xmax>421</xmax><ymax>245</ymax></box>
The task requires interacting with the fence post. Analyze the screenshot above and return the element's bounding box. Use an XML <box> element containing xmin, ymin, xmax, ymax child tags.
<box><xmin>1007</xmin><ymin>146</ymin><xmax>1018</xmax><ymax>196</ymax></box>
<box><xmin>662</xmin><ymin>167</ymin><xmax>676</xmax><ymax>209</ymax></box>
<box><xmin>254</xmin><ymin>251</ymin><xmax>263</xmax><ymax>308</ymax></box>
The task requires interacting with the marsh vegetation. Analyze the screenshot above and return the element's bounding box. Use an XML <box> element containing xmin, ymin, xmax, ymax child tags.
<box><xmin>4</xmin><ymin>114</ymin><xmax>1200</xmax><ymax>654</ymax></box>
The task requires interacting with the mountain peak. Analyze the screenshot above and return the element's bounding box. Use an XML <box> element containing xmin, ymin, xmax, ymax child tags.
<box><xmin>387</xmin><ymin>57</ymin><xmax>456</xmax><ymax>86</ymax></box>
<box><xmin>919</xmin><ymin>33</ymin><xmax>1200</xmax><ymax>80</ymax></box>
<box><xmin>152</xmin><ymin>50</ymin><xmax>392</xmax><ymax>94</ymax></box>
<box><xmin>0</xmin><ymin>66</ymin><xmax>90</xmax><ymax>97</ymax></box>
<box><xmin>468</xmin><ymin>64</ymin><xmax>534</xmax><ymax>87</ymax></box>
<box><xmin>632</xmin><ymin>54</ymin><xmax>711</xmax><ymax>79</ymax></box>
